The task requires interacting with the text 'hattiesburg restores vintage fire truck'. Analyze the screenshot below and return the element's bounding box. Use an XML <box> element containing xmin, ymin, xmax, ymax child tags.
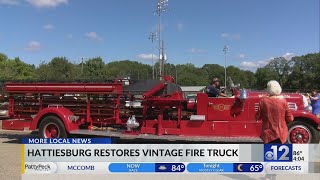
<box><xmin>1</xmin><ymin>76</ymin><xmax>319</xmax><ymax>143</ymax></box>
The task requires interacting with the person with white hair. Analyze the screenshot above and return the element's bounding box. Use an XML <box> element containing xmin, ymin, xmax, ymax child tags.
<box><xmin>256</xmin><ymin>80</ymin><xmax>294</xmax><ymax>144</ymax></box>
<box><xmin>267</xmin><ymin>80</ymin><xmax>282</xmax><ymax>96</ymax></box>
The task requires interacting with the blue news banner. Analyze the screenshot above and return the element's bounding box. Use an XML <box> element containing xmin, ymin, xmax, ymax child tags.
<box><xmin>21</xmin><ymin>138</ymin><xmax>310</xmax><ymax>174</ymax></box>
<box><xmin>21</xmin><ymin>138</ymin><xmax>111</xmax><ymax>144</ymax></box>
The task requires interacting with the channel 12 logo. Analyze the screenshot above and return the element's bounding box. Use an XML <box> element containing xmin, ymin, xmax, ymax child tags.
<box><xmin>264</xmin><ymin>144</ymin><xmax>292</xmax><ymax>162</ymax></box>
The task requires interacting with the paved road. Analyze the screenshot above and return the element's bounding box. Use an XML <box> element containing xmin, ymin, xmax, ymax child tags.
<box><xmin>0</xmin><ymin>130</ymin><xmax>35</xmax><ymax>180</ymax></box>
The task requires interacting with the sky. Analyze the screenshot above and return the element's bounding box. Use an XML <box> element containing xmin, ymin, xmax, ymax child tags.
<box><xmin>0</xmin><ymin>0</ymin><xmax>319</xmax><ymax>71</ymax></box>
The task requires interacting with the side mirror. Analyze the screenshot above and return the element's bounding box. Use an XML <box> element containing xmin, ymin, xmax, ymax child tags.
<box><xmin>239</xmin><ymin>89</ymin><xmax>248</xmax><ymax>100</ymax></box>
<box><xmin>239</xmin><ymin>89</ymin><xmax>248</xmax><ymax>112</ymax></box>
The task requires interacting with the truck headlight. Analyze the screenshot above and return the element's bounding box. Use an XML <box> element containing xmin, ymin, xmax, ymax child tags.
<box><xmin>304</xmin><ymin>105</ymin><xmax>312</xmax><ymax>113</ymax></box>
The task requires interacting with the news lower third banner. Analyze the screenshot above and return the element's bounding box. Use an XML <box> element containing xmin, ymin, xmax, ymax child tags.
<box><xmin>21</xmin><ymin>138</ymin><xmax>320</xmax><ymax>174</ymax></box>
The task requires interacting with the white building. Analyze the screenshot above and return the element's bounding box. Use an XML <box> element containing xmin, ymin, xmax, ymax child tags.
<box><xmin>180</xmin><ymin>86</ymin><xmax>206</xmax><ymax>97</ymax></box>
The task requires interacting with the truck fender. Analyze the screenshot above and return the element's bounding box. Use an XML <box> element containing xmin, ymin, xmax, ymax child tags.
<box><xmin>29</xmin><ymin>107</ymin><xmax>79</xmax><ymax>132</ymax></box>
<box><xmin>291</xmin><ymin>110</ymin><xmax>320</xmax><ymax>127</ymax></box>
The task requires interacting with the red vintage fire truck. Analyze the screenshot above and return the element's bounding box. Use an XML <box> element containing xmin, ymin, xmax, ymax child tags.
<box><xmin>1</xmin><ymin>76</ymin><xmax>319</xmax><ymax>143</ymax></box>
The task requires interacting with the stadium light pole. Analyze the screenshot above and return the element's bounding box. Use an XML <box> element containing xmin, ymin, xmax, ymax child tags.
<box><xmin>149</xmin><ymin>32</ymin><xmax>157</xmax><ymax>79</ymax></box>
<box><xmin>156</xmin><ymin>0</ymin><xmax>168</xmax><ymax>79</ymax></box>
<box><xmin>175</xmin><ymin>65</ymin><xmax>178</xmax><ymax>84</ymax></box>
<box><xmin>223</xmin><ymin>45</ymin><xmax>229</xmax><ymax>89</ymax></box>
<box><xmin>80</xmin><ymin>57</ymin><xmax>88</xmax><ymax>77</ymax></box>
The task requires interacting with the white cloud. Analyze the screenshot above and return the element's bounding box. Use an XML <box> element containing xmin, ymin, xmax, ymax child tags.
<box><xmin>26</xmin><ymin>0</ymin><xmax>68</xmax><ymax>8</ymax></box>
<box><xmin>190</xmin><ymin>48</ymin><xmax>206</xmax><ymax>54</ymax></box>
<box><xmin>239</xmin><ymin>54</ymin><xmax>245</xmax><ymax>58</ymax></box>
<box><xmin>85</xmin><ymin>32</ymin><xmax>103</xmax><ymax>41</ymax></box>
<box><xmin>221</xmin><ymin>33</ymin><xmax>229</xmax><ymax>38</ymax></box>
<box><xmin>43</xmin><ymin>24</ymin><xmax>54</xmax><ymax>31</ymax></box>
<box><xmin>240</xmin><ymin>52</ymin><xmax>296</xmax><ymax>71</ymax></box>
<box><xmin>136</xmin><ymin>53</ymin><xmax>157</xmax><ymax>61</ymax></box>
<box><xmin>25</xmin><ymin>41</ymin><xmax>41</xmax><ymax>52</ymax></box>
<box><xmin>282</xmin><ymin>52</ymin><xmax>294</xmax><ymax>60</ymax></box>
<box><xmin>0</xmin><ymin>0</ymin><xmax>19</xmax><ymax>5</ymax></box>
<box><xmin>177</xmin><ymin>23</ymin><xmax>183</xmax><ymax>31</ymax></box>
<box><xmin>221</xmin><ymin>32</ymin><xmax>241</xmax><ymax>40</ymax></box>
<box><xmin>1</xmin><ymin>0</ymin><xmax>68</xmax><ymax>7</ymax></box>
<box><xmin>240</xmin><ymin>60</ymin><xmax>269</xmax><ymax>69</ymax></box>
<box><xmin>240</xmin><ymin>57</ymin><xmax>274</xmax><ymax>71</ymax></box>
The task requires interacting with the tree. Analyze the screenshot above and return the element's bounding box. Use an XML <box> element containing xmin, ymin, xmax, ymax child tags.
<box><xmin>286</xmin><ymin>53</ymin><xmax>320</xmax><ymax>91</ymax></box>
<box><xmin>202</xmin><ymin>64</ymin><xmax>225</xmax><ymax>84</ymax></box>
<box><xmin>0</xmin><ymin>57</ymin><xmax>36</xmax><ymax>80</ymax></box>
<box><xmin>37</xmin><ymin>57</ymin><xmax>78</xmax><ymax>81</ymax></box>
<box><xmin>0</xmin><ymin>51</ymin><xmax>319</xmax><ymax>90</ymax></box>
<box><xmin>265</xmin><ymin>57</ymin><xmax>290</xmax><ymax>86</ymax></box>
<box><xmin>105</xmin><ymin>60</ymin><xmax>152</xmax><ymax>80</ymax></box>
<box><xmin>0</xmin><ymin>53</ymin><xmax>8</xmax><ymax>62</ymax></box>
<box><xmin>255</xmin><ymin>67</ymin><xmax>279</xmax><ymax>90</ymax></box>
<box><xmin>243</xmin><ymin>70</ymin><xmax>256</xmax><ymax>88</ymax></box>
<box><xmin>224</xmin><ymin>66</ymin><xmax>256</xmax><ymax>89</ymax></box>
<box><xmin>174</xmin><ymin>63</ymin><xmax>208</xmax><ymax>86</ymax></box>
<box><xmin>79</xmin><ymin>57</ymin><xmax>107</xmax><ymax>80</ymax></box>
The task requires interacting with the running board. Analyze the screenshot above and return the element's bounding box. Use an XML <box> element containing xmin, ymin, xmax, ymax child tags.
<box><xmin>69</xmin><ymin>130</ymin><xmax>263</xmax><ymax>143</ymax></box>
<box><xmin>1</xmin><ymin>119</ymin><xmax>32</xmax><ymax>131</ymax></box>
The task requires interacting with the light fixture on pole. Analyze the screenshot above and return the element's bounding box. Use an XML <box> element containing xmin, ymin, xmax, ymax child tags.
<box><xmin>149</xmin><ymin>32</ymin><xmax>157</xmax><ymax>79</ymax></box>
<box><xmin>155</xmin><ymin>0</ymin><xmax>168</xmax><ymax>79</ymax></box>
<box><xmin>80</xmin><ymin>57</ymin><xmax>87</xmax><ymax>77</ymax></box>
<box><xmin>223</xmin><ymin>45</ymin><xmax>229</xmax><ymax>90</ymax></box>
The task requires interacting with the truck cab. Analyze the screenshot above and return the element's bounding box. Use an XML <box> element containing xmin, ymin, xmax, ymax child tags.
<box><xmin>194</xmin><ymin>80</ymin><xmax>320</xmax><ymax>143</ymax></box>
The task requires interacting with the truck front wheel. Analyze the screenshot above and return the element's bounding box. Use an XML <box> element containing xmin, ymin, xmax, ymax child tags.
<box><xmin>39</xmin><ymin>116</ymin><xmax>67</xmax><ymax>138</ymax></box>
<box><xmin>287</xmin><ymin>121</ymin><xmax>319</xmax><ymax>144</ymax></box>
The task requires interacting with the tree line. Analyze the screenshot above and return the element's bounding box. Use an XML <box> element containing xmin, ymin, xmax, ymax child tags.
<box><xmin>256</xmin><ymin>53</ymin><xmax>320</xmax><ymax>91</ymax></box>
<box><xmin>0</xmin><ymin>52</ymin><xmax>319</xmax><ymax>91</ymax></box>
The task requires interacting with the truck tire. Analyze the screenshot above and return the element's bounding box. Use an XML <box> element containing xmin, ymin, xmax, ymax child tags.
<box><xmin>287</xmin><ymin>121</ymin><xmax>319</xmax><ymax>144</ymax></box>
<box><xmin>39</xmin><ymin>116</ymin><xmax>67</xmax><ymax>138</ymax></box>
